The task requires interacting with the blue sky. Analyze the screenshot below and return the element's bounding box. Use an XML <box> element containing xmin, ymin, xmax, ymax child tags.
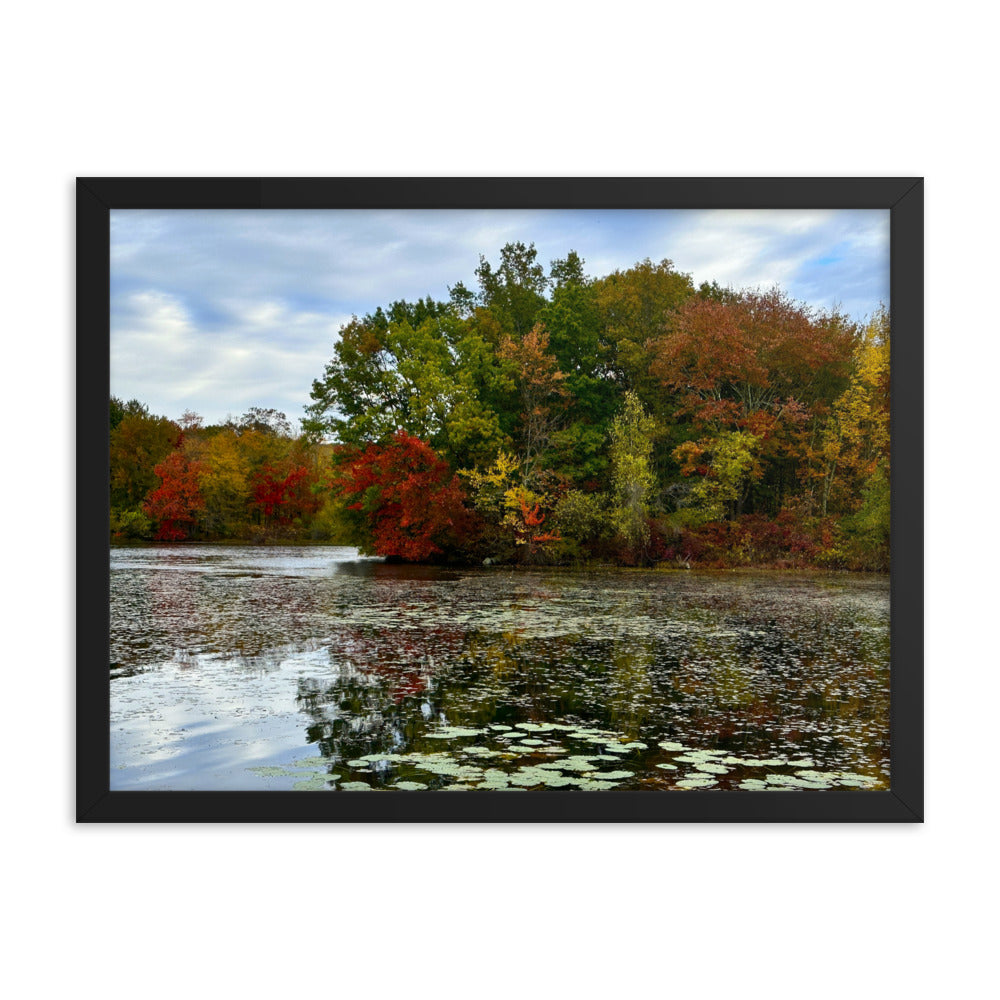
<box><xmin>110</xmin><ymin>208</ymin><xmax>889</xmax><ymax>428</ymax></box>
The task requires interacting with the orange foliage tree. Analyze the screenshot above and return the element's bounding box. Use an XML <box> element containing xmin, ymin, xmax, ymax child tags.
<box><xmin>497</xmin><ymin>323</ymin><xmax>569</xmax><ymax>485</ymax></box>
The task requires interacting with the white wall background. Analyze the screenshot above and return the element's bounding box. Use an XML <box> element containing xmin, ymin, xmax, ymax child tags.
<box><xmin>5</xmin><ymin>2</ymin><xmax>994</xmax><ymax>997</ymax></box>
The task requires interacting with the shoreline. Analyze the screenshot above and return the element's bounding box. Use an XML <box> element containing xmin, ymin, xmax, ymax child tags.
<box><xmin>109</xmin><ymin>538</ymin><xmax>888</xmax><ymax>574</ymax></box>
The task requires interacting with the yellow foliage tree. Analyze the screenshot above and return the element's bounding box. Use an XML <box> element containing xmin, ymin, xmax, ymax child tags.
<box><xmin>811</xmin><ymin>308</ymin><xmax>890</xmax><ymax>516</ymax></box>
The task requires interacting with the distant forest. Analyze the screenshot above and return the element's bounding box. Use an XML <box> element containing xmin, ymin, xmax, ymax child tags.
<box><xmin>110</xmin><ymin>244</ymin><xmax>889</xmax><ymax>570</ymax></box>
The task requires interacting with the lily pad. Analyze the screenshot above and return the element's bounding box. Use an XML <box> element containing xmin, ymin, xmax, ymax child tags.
<box><xmin>550</xmin><ymin>757</ymin><xmax>598</xmax><ymax>772</ymax></box>
<box><xmin>676</xmin><ymin>777</ymin><xmax>717</xmax><ymax>789</ymax></box>
<box><xmin>837</xmin><ymin>773</ymin><xmax>879</xmax><ymax>787</ymax></box>
<box><xmin>290</xmin><ymin>756</ymin><xmax>334</xmax><ymax>769</ymax></box>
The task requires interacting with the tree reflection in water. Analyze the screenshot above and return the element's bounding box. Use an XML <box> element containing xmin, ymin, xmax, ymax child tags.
<box><xmin>111</xmin><ymin>546</ymin><xmax>889</xmax><ymax>791</ymax></box>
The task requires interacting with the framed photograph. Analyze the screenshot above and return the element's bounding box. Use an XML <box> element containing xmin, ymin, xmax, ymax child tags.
<box><xmin>78</xmin><ymin>177</ymin><xmax>922</xmax><ymax>822</ymax></box>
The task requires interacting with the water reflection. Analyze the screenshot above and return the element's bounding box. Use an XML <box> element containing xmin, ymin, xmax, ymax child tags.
<box><xmin>110</xmin><ymin>546</ymin><xmax>890</xmax><ymax>791</ymax></box>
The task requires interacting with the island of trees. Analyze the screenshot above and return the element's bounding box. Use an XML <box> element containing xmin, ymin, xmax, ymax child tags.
<box><xmin>110</xmin><ymin>244</ymin><xmax>889</xmax><ymax>571</ymax></box>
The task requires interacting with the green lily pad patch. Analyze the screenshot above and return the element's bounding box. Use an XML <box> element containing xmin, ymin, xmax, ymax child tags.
<box><xmin>676</xmin><ymin>777</ymin><xmax>717</xmax><ymax>789</ymax></box>
<box><xmin>248</xmin><ymin>765</ymin><xmax>295</xmax><ymax>778</ymax></box>
<box><xmin>292</xmin><ymin>775</ymin><xmax>329</xmax><ymax>791</ymax></box>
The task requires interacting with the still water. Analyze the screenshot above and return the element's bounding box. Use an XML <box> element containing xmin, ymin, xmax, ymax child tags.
<box><xmin>110</xmin><ymin>546</ymin><xmax>890</xmax><ymax>791</ymax></box>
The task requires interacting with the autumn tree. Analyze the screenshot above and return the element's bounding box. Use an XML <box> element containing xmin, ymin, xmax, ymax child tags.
<box><xmin>238</xmin><ymin>407</ymin><xmax>293</xmax><ymax>437</ymax></box>
<box><xmin>651</xmin><ymin>288</ymin><xmax>855</xmax><ymax>515</ymax></box>
<box><xmin>109</xmin><ymin>396</ymin><xmax>149</xmax><ymax>432</ymax></box>
<box><xmin>334</xmin><ymin>431</ymin><xmax>471</xmax><ymax>561</ymax></box>
<box><xmin>142</xmin><ymin>451</ymin><xmax>206</xmax><ymax>541</ymax></box>
<box><xmin>251</xmin><ymin>464</ymin><xmax>319</xmax><ymax>527</ymax></box>
<box><xmin>194</xmin><ymin>429</ymin><xmax>250</xmax><ymax>536</ymax></box>
<box><xmin>497</xmin><ymin>324</ymin><xmax>569</xmax><ymax>485</ymax></box>
<box><xmin>810</xmin><ymin>307</ymin><xmax>890</xmax><ymax>522</ymax></box>
<box><xmin>651</xmin><ymin>289</ymin><xmax>854</xmax><ymax>429</ymax></box>
<box><xmin>110</xmin><ymin>408</ymin><xmax>182</xmax><ymax>510</ymax></box>
<box><xmin>592</xmin><ymin>258</ymin><xmax>695</xmax><ymax>393</ymax></box>
<box><xmin>674</xmin><ymin>431</ymin><xmax>763</xmax><ymax>522</ymax></box>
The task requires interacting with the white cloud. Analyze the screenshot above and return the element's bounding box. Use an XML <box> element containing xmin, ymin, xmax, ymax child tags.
<box><xmin>110</xmin><ymin>208</ymin><xmax>890</xmax><ymax>425</ymax></box>
<box><xmin>112</xmin><ymin>286</ymin><xmax>351</xmax><ymax>425</ymax></box>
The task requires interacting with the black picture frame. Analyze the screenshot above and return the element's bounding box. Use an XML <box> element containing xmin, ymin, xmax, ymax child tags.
<box><xmin>78</xmin><ymin>177</ymin><xmax>923</xmax><ymax>823</ymax></box>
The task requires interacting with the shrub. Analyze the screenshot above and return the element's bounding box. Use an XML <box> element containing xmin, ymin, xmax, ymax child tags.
<box><xmin>111</xmin><ymin>508</ymin><xmax>152</xmax><ymax>540</ymax></box>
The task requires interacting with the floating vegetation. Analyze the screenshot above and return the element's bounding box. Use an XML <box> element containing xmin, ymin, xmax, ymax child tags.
<box><xmin>292</xmin><ymin>775</ymin><xmax>329</xmax><ymax>791</ymax></box>
<box><xmin>240</xmin><ymin>717</ymin><xmax>887</xmax><ymax>792</ymax></box>
<box><xmin>676</xmin><ymin>777</ymin><xmax>717</xmax><ymax>789</ymax></box>
<box><xmin>113</xmin><ymin>547</ymin><xmax>889</xmax><ymax>793</ymax></box>
<box><xmin>836</xmin><ymin>773</ymin><xmax>880</xmax><ymax>787</ymax></box>
<box><xmin>290</xmin><ymin>756</ymin><xmax>332</xmax><ymax>769</ymax></box>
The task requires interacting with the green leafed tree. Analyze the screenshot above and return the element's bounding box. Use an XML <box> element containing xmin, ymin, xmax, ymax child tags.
<box><xmin>474</xmin><ymin>242</ymin><xmax>549</xmax><ymax>339</ymax></box>
<box><xmin>303</xmin><ymin>302</ymin><xmax>507</xmax><ymax>470</ymax></box>
<box><xmin>674</xmin><ymin>430</ymin><xmax>763</xmax><ymax>522</ymax></box>
<box><xmin>608</xmin><ymin>391</ymin><xmax>657</xmax><ymax>554</ymax></box>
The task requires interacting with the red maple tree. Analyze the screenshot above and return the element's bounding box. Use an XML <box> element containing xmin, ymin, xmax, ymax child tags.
<box><xmin>251</xmin><ymin>464</ymin><xmax>318</xmax><ymax>525</ymax></box>
<box><xmin>142</xmin><ymin>451</ymin><xmax>205</xmax><ymax>541</ymax></box>
<box><xmin>335</xmin><ymin>431</ymin><xmax>471</xmax><ymax>561</ymax></box>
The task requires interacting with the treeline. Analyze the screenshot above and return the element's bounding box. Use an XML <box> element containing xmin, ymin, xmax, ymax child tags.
<box><xmin>111</xmin><ymin>244</ymin><xmax>889</xmax><ymax>570</ymax></box>
<box><xmin>109</xmin><ymin>403</ymin><xmax>342</xmax><ymax>543</ymax></box>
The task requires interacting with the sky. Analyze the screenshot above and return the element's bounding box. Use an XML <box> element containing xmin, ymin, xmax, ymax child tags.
<box><xmin>110</xmin><ymin>208</ymin><xmax>890</xmax><ymax>428</ymax></box>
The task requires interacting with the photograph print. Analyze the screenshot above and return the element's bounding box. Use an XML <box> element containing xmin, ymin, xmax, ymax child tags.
<box><xmin>104</xmin><ymin>195</ymin><xmax>899</xmax><ymax>809</ymax></box>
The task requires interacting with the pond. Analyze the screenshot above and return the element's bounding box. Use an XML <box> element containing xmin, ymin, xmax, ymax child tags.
<box><xmin>110</xmin><ymin>546</ymin><xmax>890</xmax><ymax>792</ymax></box>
